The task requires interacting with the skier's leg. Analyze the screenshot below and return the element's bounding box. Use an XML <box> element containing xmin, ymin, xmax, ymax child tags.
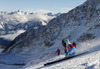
<box><xmin>65</xmin><ymin>52</ymin><xmax>69</xmax><ymax>57</ymax></box>
<box><xmin>69</xmin><ymin>47</ymin><xmax>76</xmax><ymax>55</ymax></box>
<box><xmin>58</xmin><ymin>53</ymin><xmax>60</xmax><ymax>56</ymax></box>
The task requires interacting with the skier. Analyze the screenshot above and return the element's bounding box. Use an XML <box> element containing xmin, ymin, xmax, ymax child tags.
<box><xmin>66</xmin><ymin>39</ymin><xmax>76</xmax><ymax>56</ymax></box>
<box><xmin>57</xmin><ymin>48</ymin><xmax>60</xmax><ymax>56</ymax></box>
<box><xmin>62</xmin><ymin>39</ymin><xmax>76</xmax><ymax>56</ymax></box>
<box><xmin>63</xmin><ymin>43</ymin><xmax>69</xmax><ymax>56</ymax></box>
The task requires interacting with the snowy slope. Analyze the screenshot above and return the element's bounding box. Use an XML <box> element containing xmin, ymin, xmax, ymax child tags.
<box><xmin>23</xmin><ymin>38</ymin><xmax>100</xmax><ymax>69</ymax></box>
<box><xmin>0</xmin><ymin>0</ymin><xmax>100</xmax><ymax>69</ymax></box>
<box><xmin>1</xmin><ymin>36</ymin><xmax>100</xmax><ymax>69</ymax></box>
<box><xmin>25</xmin><ymin>52</ymin><xmax>100</xmax><ymax>69</ymax></box>
<box><xmin>43</xmin><ymin>51</ymin><xmax>100</xmax><ymax>69</ymax></box>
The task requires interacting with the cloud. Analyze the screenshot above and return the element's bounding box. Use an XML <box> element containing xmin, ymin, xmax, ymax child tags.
<box><xmin>23</xmin><ymin>9</ymin><xmax>54</xmax><ymax>14</ymax></box>
<box><xmin>35</xmin><ymin>9</ymin><xmax>53</xmax><ymax>13</ymax></box>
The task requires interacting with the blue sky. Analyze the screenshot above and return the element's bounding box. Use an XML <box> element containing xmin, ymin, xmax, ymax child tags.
<box><xmin>0</xmin><ymin>0</ymin><xmax>86</xmax><ymax>13</ymax></box>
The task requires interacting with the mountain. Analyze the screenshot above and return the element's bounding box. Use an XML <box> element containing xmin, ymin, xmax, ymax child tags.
<box><xmin>5</xmin><ymin>0</ymin><xmax>100</xmax><ymax>53</ymax></box>
<box><xmin>0</xmin><ymin>10</ymin><xmax>60</xmax><ymax>46</ymax></box>
<box><xmin>1</xmin><ymin>0</ymin><xmax>100</xmax><ymax>69</ymax></box>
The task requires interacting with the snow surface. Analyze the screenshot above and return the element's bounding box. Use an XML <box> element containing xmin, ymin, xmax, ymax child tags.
<box><xmin>0</xmin><ymin>38</ymin><xmax>100</xmax><ymax>69</ymax></box>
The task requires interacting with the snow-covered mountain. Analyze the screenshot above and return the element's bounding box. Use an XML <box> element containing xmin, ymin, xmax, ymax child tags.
<box><xmin>0</xmin><ymin>0</ymin><xmax>100</xmax><ymax>69</ymax></box>
<box><xmin>5</xmin><ymin>0</ymin><xmax>100</xmax><ymax>53</ymax></box>
<box><xmin>0</xmin><ymin>10</ymin><xmax>60</xmax><ymax>46</ymax></box>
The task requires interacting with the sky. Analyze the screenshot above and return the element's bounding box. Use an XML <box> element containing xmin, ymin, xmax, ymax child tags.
<box><xmin>0</xmin><ymin>0</ymin><xmax>86</xmax><ymax>13</ymax></box>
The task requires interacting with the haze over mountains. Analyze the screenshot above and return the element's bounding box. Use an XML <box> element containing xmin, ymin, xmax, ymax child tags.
<box><xmin>0</xmin><ymin>10</ymin><xmax>60</xmax><ymax>46</ymax></box>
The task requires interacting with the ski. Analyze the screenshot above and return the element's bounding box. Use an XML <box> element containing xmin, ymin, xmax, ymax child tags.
<box><xmin>44</xmin><ymin>51</ymin><xmax>88</xmax><ymax>66</ymax></box>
